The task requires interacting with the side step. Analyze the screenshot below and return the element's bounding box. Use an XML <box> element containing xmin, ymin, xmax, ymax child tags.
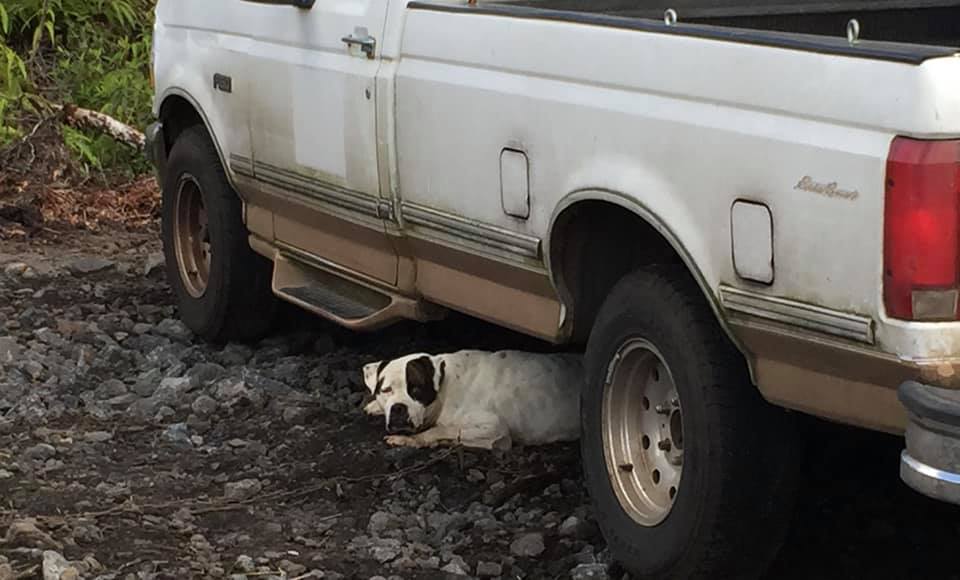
<box><xmin>282</xmin><ymin>285</ymin><xmax>382</xmax><ymax>320</ymax></box>
<box><xmin>272</xmin><ymin>252</ymin><xmax>443</xmax><ymax>331</ymax></box>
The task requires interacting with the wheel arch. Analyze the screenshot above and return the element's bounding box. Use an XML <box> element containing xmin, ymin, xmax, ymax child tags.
<box><xmin>156</xmin><ymin>88</ymin><xmax>238</xmax><ymax>191</ymax></box>
<box><xmin>545</xmin><ymin>189</ymin><xmax>753</xmax><ymax>380</ymax></box>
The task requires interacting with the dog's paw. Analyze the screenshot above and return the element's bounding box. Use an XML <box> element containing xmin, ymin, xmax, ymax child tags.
<box><xmin>384</xmin><ymin>434</ymin><xmax>418</xmax><ymax>447</ymax></box>
<box><xmin>363</xmin><ymin>399</ymin><xmax>384</xmax><ymax>416</ymax></box>
<box><xmin>491</xmin><ymin>434</ymin><xmax>513</xmax><ymax>451</ymax></box>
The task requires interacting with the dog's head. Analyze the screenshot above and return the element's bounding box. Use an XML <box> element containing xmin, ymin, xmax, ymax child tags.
<box><xmin>362</xmin><ymin>353</ymin><xmax>446</xmax><ymax>434</ymax></box>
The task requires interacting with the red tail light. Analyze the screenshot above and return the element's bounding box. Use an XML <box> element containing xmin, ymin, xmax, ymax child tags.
<box><xmin>884</xmin><ymin>137</ymin><xmax>960</xmax><ymax>321</ymax></box>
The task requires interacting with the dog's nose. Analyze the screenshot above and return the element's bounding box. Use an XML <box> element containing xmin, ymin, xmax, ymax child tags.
<box><xmin>387</xmin><ymin>404</ymin><xmax>412</xmax><ymax>434</ymax></box>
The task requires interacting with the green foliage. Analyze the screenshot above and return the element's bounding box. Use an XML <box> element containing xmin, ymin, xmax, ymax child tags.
<box><xmin>56</xmin><ymin>33</ymin><xmax>152</xmax><ymax>127</ymax></box>
<box><xmin>0</xmin><ymin>98</ymin><xmax>19</xmax><ymax>144</ymax></box>
<box><xmin>0</xmin><ymin>4</ymin><xmax>9</xmax><ymax>35</ymax></box>
<box><xmin>62</xmin><ymin>124</ymin><xmax>99</xmax><ymax>169</ymax></box>
<box><xmin>0</xmin><ymin>0</ymin><xmax>150</xmax><ymax>50</ymax></box>
<box><xmin>0</xmin><ymin>3</ymin><xmax>25</xmax><ymax>145</ymax></box>
<box><xmin>53</xmin><ymin>12</ymin><xmax>153</xmax><ymax>175</ymax></box>
<box><xmin>0</xmin><ymin>0</ymin><xmax>155</xmax><ymax>172</ymax></box>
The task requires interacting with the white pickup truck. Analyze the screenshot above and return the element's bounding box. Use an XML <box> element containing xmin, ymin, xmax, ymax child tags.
<box><xmin>145</xmin><ymin>0</ymin><xmax>960</xmax><ymax>576</ymax></box>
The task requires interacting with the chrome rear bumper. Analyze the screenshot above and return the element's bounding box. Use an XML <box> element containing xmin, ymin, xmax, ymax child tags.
<box><xmin>898</xmin><ymin>380</ymin><xmax>960</xmax><ymax>505</ymax></box>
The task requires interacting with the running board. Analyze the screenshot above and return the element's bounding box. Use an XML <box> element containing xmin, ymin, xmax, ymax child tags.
<box><xmin>271</xmin><ymin>251</ymin><xmax>444</xmax><ymax>331</ymax></box>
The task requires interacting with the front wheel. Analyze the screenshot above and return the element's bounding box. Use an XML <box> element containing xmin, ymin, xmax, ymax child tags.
<box><xmin>581</xmin><ymin>265</ymin><xmax>800</xmax><ymax>579</ymax></box>
<box><xmin>161</xmin><ymin>125</ymin><xmax>277</xmax><ymax>342</ymax></box>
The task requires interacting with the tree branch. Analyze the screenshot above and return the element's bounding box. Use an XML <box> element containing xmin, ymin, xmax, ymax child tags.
<box><xmin>59</xmin><ymin>103</ymin><xmax>145</xmax><ymax>150</ymax></box>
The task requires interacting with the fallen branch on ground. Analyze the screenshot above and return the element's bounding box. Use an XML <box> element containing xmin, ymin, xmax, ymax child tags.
<box><xmin>0</xmin><ymin>101</ymin><xmax>144</xmax><ymax>167</ymax></box>
<box><xmin>58</xmin><ymin>103</ymin><xmax>145</xmax><ymax>150</ymax></box>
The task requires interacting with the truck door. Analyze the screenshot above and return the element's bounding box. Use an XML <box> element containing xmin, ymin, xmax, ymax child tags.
<box><xmin>240</xmin><ymin>0</ymin><xmax>397</xmax><ymax>285</ymax></box>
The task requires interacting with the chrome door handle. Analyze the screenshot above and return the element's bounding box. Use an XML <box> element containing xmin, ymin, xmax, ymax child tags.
<box><xmin>341</xmin><ymin>31</ymin><xmax>376</xmax><ymax>59</ymax></box>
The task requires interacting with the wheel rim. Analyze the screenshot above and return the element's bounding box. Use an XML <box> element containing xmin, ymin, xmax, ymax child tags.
<box><xmin>603</xmin><ymin>339</ymin><xmax>684</xmax><ymax>526</ymax></box>
<box><xmin>172</xmin><ymin>174</ymin><xmax>211</xmax><ymax>298</ymax></box>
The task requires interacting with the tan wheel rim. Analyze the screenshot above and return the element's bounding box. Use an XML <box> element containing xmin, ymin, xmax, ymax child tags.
<box><xmin>603</xmin><ymin>339</ymin><xmax>684</xmax><ymax>526</ymax></box>
<box><xmin>172</xmin><ymin>174</ymin><xmax>211</xmax><ymax>298</ymax></box>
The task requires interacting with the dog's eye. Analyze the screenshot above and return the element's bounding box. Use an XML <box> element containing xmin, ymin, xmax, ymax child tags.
<box><xmin>381</xmin><ymin>386</ymin><xmax>392</xmax><ymax>394</ymax></box>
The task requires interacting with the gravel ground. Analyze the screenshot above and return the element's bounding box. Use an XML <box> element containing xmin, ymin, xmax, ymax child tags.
<box><xmin>1</xmin><ymin>227</ymin><xmax>959</xmax><ymax>580</ymax></box>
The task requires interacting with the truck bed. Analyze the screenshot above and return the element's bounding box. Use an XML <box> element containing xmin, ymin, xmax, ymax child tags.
<box><xmin>490</xmin><ymin>0</ymin><xmax>960</xmax><ymax>46</ymax></box>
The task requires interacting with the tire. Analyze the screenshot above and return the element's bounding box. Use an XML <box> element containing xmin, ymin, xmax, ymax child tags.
<box><xmin>581</xmin><ymin>265</ymin><xmax>800</xmax><ymax>579</ymax></box>
<box><xmin>161</xmin><ymin>125</ymin><xmax>276</xmax><ymax>342</ymax></box>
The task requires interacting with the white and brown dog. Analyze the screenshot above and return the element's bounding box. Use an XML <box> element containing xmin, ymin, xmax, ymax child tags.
<box><xmin>361</xmin><ymin>350</ymin><xmax>583</xmax><ymax>450</ymax></box>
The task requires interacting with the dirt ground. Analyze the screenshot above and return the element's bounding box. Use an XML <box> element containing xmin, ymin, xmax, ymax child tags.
<box><xmin>1</xmin><ymin>224</ymin><xmax>960</xmax><ymax>580</ymax></box>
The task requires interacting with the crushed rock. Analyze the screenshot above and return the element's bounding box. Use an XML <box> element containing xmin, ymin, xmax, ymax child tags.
<box><xmin>0</xmin><ymin>227</ymin><xmax>936</xmax><ymax>580</ymax></box>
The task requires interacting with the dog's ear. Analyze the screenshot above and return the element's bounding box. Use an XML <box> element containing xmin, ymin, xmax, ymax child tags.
<box><xmin>405</xmin><ymin>355</ymin><xmax>439</xmax><ymax>407</ymax></box>
<box><xmin>362</xmin><ymin>360</ymin><xmax>388</xmax><ymax>394</ymax></box>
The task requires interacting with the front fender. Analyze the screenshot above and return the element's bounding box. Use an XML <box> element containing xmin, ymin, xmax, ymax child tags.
<box><xmin>156</xmin><ymin>87</ymin><xmax>238</xmax><ymax>192</ymax></box>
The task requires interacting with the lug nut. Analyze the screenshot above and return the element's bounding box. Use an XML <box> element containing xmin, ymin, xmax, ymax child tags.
<box><xmin>655</xmin><ymin>405</ymin><xmax>670</xmax><ymax>415</ymax></box>
<box><xmin>658</xmin><ymin>439</ymin><xmax>672</xmax><ymax>451</ymax></box>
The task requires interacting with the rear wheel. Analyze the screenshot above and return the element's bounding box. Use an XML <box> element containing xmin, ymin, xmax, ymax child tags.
<box><xmin>161</xmin><ymin>125</ymin><xmax>277</xmax><ymax>342</ymax></box>
<box><xmin>581</xmin><ymin>265</ymin><xmax>800</xmax><ymax>579</ymax></box>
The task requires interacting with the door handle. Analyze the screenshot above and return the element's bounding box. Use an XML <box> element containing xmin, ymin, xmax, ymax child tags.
<box><xmin>342</xmin><ymin>29</ymin><xmax>376</xmax><ymax>59</ymax></box>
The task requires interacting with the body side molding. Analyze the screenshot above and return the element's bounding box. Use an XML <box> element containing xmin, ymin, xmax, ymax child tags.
<box><xmin>229</xmin><ymin>156</ymin><xmax>545</xmax><ymax>269</ymax></box>
<box><xmin>719</xmin><ymin>285</ymin><xmax>875</xmax><ymax>344</ymax></box>
<box><xmin>401</xmin><ymin>201</ymin><xmax>542</xmax><ymax>261</ymax></box>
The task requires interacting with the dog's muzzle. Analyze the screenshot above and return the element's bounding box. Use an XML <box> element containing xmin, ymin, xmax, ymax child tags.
<box><xmin>387</xmin><ymin>404</ymin><xmax>414</xmax><ymax>434</ymax></box>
